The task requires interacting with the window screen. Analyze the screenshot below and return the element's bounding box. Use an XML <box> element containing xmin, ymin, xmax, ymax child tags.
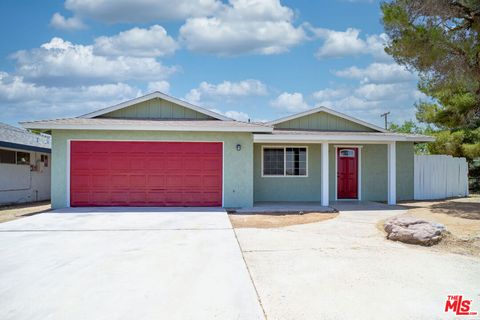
<box><xmin>16</xmin><ymin>152</ymin><xmax>30</xmax><ymax>165</ymax></box>
<box><xmin>263</xmin><ymin>148</ymin><xmax>284</xmax><ymax>175</ymax></box>
<box><xmin>0</xmin><ymin>149</ymin><xmax>15</xmax><ymax>164</ymax></box>
<box><xmin>286</xmin><ymin>148</ymin><xmax>307</xmax><ymax>176</ymax></box>
<box><xmin>263</xmin><ymin>147</ymin><xmax>307</xmax><ymax>176</ymax></box>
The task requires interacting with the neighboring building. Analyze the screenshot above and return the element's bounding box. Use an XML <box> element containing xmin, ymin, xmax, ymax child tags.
<box><xmin>0</xmin><ymin>123</ymin><xmax>51</xmax><ymax>205</ymax></box>
<box><xmin>22</xmin><ymin>92</ymin><xmax>434</xmax><ymax>209</ymax></box>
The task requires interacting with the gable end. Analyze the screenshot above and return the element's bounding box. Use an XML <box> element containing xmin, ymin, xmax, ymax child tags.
<box><xmin>98</xmin><ymin>98</ymin><xmax>217</xmax><ymax>120</ymax></box>
<box><xmin>269</xmin><ymin>107</ymin><xmax>386</xmax><ymax>132</ymax></box>
<box><xmin>80</xmin><ymin>91</ymin><xmax>230</xmax><ymax>121</ymax></box>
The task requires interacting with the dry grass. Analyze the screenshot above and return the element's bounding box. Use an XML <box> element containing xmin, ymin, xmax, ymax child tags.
<box><xmin>398</xmin><ymin>196</ymin><xmax>480</xmax><ymax>256</ymax></box>
<box><xmin>229</xmin><ymin>212</ymin><xmax>338</xmax><ymax>229</ymax></box>
<box><xmin>0</xmin><ymin>201</ymin><xmax>51</xmax><ymax>223</ymax></box>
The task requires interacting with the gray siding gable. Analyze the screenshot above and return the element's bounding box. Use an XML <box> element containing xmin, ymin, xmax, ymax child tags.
<box><xmin>97</xmin><ymin>98</ymin><xmax>217</xmax><ymax>120</ymax></box>
<box><xmin>273</xmin><ymin>111</ymin><xmax>377</xmax><ymax>132</ymax></box>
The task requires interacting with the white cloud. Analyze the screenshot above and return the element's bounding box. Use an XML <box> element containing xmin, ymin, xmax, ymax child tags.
<box><xmin>311</xmin><ymin>27</ymin><xmax>389</xmax><ymax>60</ymax></box>
<box><xmin>354</xmin><ymin>82</ymin><xmax>414</xmax><ymax>101</ymax></box>
<box><xmin>12</xmin><ymin>37</ymin><xmax>176</xmax><ymax>86</ymax></box>
<box><xmin>147</xmin><ymin>81</ymin><xmax>170</xmax><ymax>93</ymax></box>
<box><xmin>312</xmin><ymin>87</ymin><xmax>349</xmax><ymax>101</ymax></box>
<box><xmin>314</xmin><ymin>82</ymin><xmax>420</xmax><ymax>109</ymax></box>
<box><xmin>93</xmin><ymin>25</ymin><xmax>178</xmax><ymax>57</ymax></box>
<box><xmin>179</xmin><ymin>0</ymin><xmax>306</xmax><ymax>55</ymax></box>
<box><xmin>0</xmin><ymin>71</ymin><xmax>141</xmax><ymax>122</ymax></box>
<box><xmin>64</xmin><ymin>0</ymin><xmax>221</xmax><ymax>23</ymax></box>
<box><xmin>50</xmin><ymin>12</ymin><xmax>86</xmax><ymax>30</ymax></box>
<box><xmin>334</xmin><ymin>63</ymin><xmax>416</xmax><ymax>84</ymax></box>
<box><xmin>224</xmin><ymin>110</ymin><xmax>250</xmax><ymax>122</ymax></box>
<box><xmin>312</xmin><ymin>81</ymin><xmax>421</xmax><ymax>126</ymax></box>
<box><xmin>185</xmin><ymin>79</ymin><xmax>267</xmax><ymax>104</ymax></box>
<box><xmin>271</xmin><ymin>92</ymin><xmax>310</xmax><ymax>112</ymax></box>
<box><xmin>210</xmin><ymin>109</ymin><xmax>251</xmax><ymax>122</ymax></box>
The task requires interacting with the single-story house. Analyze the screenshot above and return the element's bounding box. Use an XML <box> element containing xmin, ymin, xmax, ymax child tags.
<box><xmin>0</xmin><ymin>123</ymin><xmax>51</xmax><ymax>205</ymax></box>
<box><xmin>21</xmin><ymin>92</ymin><xmax>434</xmax><ymax>209</ymax></box>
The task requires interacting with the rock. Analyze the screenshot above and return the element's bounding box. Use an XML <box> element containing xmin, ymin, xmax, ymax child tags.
<box><xmin>384</xmin><ymin>216</ymin><xmax>447</xmax><ymax>246</ymax></box>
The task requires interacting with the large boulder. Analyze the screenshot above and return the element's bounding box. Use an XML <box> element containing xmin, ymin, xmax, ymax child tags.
<box><xmin>384</xmin><ymin>216</ymin><xmax>447</xmax><ymax>246</ymax></box>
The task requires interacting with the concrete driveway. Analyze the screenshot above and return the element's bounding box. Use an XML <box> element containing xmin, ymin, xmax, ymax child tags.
<box><xmin>235</xmin><ymin>206</ymin><xmax>480</xmax><ymax>320</ymax></box>
<box><xmin>0</xmin><ymin>208</ymin><xmax>264</xmax><ymax>320</ymax></box>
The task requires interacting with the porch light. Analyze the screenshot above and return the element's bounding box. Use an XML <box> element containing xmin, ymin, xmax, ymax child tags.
<box><xmin>236</xmin><ymin>144</ymin><xmax>241</xmax><ymax>151</ymax></box>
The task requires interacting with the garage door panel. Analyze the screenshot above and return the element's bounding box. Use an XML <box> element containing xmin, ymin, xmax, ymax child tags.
<box><xmin>110</xmin><ymin>157</ymin><xmax>130</xmax><ymax>170</ymax></box>
<box><xmin>203</xmin><ymin>175</ymin><xmax>222</xmax><ymax>187</ymax></box>
<box><xmin>71</xmin><ymin>174</ymin><xmax>90</xmax><ymax>188</ymax></box>
<box><xmin>89</xmin><ymin>159</ymin><xmax>110</xmax><ymax>170</ymax></box>
<box><xmin>183</xmin><ymin>175</ymin><xmax>203</xmax><ymax>187</ymax></box>
<box><xmin>130</xmin><ymin>175</ymin><xmax>146</xmax><ymax>187</ymax></box>
<box><xmin>110</xmin><ymin>192</ymin><xmax>129</xmax><ymax>204</ymax></box>
<box><xmin>203</xmin><ymin>158</ymin><xmax>222</xmax><ymax>170</ymax></box>
<box><xmin>91</xmin><ymin>192</ymin><xmax>111</xmax><ymax>203</ymax></box>
<box><xmin>71</xmin><ymin>192</ymin><xmax>90</xmax><ymax>204</ymax></box>
<box><xmin>91</xmin><ymin>175</ymin><xmax>111</xmax><ymax>188</ymax></box>
<box><xmin>165</xmin><ymin>175</ymin><xmax>184</xmax><ymax>187</ymax></box>
<box><xmin>70</xmin><ymin>141</ymin><xmax>222</xmax><ymax>207</ymax></box>
<box><xmin>147</xmin><ymin>175</ymin><xmax>165</xmax><ymax>187</ymax></box>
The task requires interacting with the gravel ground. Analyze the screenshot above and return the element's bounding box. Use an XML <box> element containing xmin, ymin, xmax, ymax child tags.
<box><xmin>399</xmin><ymin>196</ymin><xmax>480</xmax><ymax>256</ymax></box>
<box><xmin>0</xmin><ymin>201</ymin><xmax>51</xmax><ymax>223</ymax></box>
<box><xmin>229</xmin><ymin>212</ymin><xmax>338</xmax><ymax>228</ymax></box>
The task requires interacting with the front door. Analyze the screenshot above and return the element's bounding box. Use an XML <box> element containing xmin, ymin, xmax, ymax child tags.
<box><xmin>337</xmin><ymin>147</ymin><xmax>358</xmax><ymax>199</ymax></box>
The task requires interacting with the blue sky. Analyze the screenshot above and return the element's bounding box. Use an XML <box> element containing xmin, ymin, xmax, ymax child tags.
<box><xmin>0</xmin><ymin>0</ymin><xmax>423</xmax><ymax>127</ymax></box>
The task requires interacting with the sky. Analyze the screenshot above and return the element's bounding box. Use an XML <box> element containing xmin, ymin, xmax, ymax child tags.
<box><xmin>0</xmin><ymin>0</ymin><xmax>424</xmax><ymax>127</ymax></box>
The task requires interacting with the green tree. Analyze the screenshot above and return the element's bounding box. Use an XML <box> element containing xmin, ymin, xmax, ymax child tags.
<box><xmin>382</xmin><ymin>0</ymin><xmax>480</xmax><ymax>190</ymax></box>
<box><xmin>389</xmin><ymin>120</ymin><xmax>433</xmax><ymax>154</ymax></box>
<box><xmin>382</xmin><ymin>0</ymin><xmax>480</xmax><ymax>130</ymax></box>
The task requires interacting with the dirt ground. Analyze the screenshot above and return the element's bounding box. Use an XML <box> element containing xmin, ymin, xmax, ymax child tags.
<box><xmin>229</xmin><ymin>212</ymin><xmax>338</xmax><ymax>228</ymax></box>
<box><xmin>399</xmin><ymin>195</ymin><xmax>480</xmax><ymax>256</ymax></box>
<box><xmin>0</xmin><ymin>201</ymin><xmax>51</xmax><ymax>223</ymax></box>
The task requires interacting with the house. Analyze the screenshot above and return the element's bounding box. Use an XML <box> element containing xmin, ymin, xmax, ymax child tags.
<box><xmin>0</xmin><ymin>123</ymin><xmax>51</xmax><ymax>205</ymax></box>
<box><xmin>21</xmin><ymin>92</ymin><xmax>434</xmax><ymax>209</ymax></box>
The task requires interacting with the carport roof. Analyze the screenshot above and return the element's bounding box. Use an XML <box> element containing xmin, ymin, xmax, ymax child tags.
<box><xmin>20</xmin><ymin>118</ymin><xmax>273</xmax><ymax>133</ymax></box>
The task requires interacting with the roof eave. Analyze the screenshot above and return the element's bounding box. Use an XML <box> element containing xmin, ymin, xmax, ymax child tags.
<box><xmin>21</xmin><ymin>122</ymin><xmax>273</xmax><ymax>133</ymax></box>
<box><xmin>253</xmin><ymin>133</ymin><xmax>435</xmax><ymax>143</ymax></box>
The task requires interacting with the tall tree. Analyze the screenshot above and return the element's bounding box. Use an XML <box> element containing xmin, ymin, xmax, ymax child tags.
<box><xmin>381</xmin><ymin>0</ymin><xmax>480</xmax><ymax>130</ymax></box>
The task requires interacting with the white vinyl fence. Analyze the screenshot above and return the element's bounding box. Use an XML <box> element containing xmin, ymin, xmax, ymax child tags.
<box><xmin>414</xmin><ymin>155</ymin><xmax>469</xmax><ymax>200</ymax></box>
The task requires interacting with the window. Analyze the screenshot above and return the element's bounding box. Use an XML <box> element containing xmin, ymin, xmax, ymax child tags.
<box><xmin>339</xmin><ymin>149</ymin><xmax>355</xmax><ymax>158</ymax></box>
<box><xmin>286</xmin><ymin>147</ymin><xmax>307</xmax><ymax>176</ymax></box>
<box><xmin>41</xmin><ymin>154</ymin><xmax>49</xmax><ymax>167</ymax></box>
<box><xmin>16</xmin><ymin>152</ymin><xmax>30</xmax><ymax>165</ymax></box>
<box><xmin>263</xmin><ymin>147</ymin><xmax>307</xmax><ymax>176</ymax></box>
<box><xmin>263</xmin><ymin>148</ymin><xmax>284</xmax><ymax>175</ymax></box>
<box><xmin>0</xmin><ymin>149</ymin><xmax>15</xmax><ymax>164</ymax></box>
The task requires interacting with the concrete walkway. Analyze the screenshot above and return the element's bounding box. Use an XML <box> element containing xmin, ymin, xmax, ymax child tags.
<box><xmin>235</xmin><ymin>207</ymin><xmax>480</xmax><ymax>320</ymax></box>
<box><xmin>0</xmin><ymin>208</ymin><xmax>264</xmax><ymax>320</ymax></box>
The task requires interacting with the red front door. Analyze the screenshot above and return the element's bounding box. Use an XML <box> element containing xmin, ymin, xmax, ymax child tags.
<box><xmin>337</xmin><ymin>148</ymin><xmax>358</xmax><ymax>199</ymax></box>
<box><xmin>70</xmin><ymin>141</ymin><xmax>223</xmax><ymax>207</ymax></box>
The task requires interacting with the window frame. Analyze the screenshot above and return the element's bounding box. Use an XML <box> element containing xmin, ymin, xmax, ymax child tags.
<box><xmin>16</xmin><ymin>151</ymin><xmax>31</xmax><ymax>165</ymax></box>
<box><xmin>0</xmin><ymin>148</ymin><xmax>16</xmax><ymax>164</ymax></box>
<box><xmin>339</xmin><ymin>149</ymin><xmax>355</xmax><ymax>158</ymax></box>
<box><xmin>261</xmin><ymin>145</ymin><xmax>308</xmax><ymax>178</ymax></box>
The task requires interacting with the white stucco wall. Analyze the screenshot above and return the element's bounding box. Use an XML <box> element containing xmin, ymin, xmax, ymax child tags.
<box><xmin>0</xmin><ymin>150</ymin><xmax>51</xmax><ymax>205</ymax></box>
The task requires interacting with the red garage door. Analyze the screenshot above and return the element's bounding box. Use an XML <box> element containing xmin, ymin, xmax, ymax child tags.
<box><xmin>70</xmin><ymin>141</ymin><xmax>223</xmax><ymax>207</ymax></box>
